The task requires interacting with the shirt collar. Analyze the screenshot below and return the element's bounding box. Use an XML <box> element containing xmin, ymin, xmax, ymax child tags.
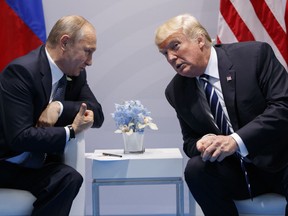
<box><xmin>45</xmin><ymin>47</ymin><xmax>65</xmax><ymax>85</ymax></box>
<box><xmin>203</xmin><ymin>46</ymin><xmax>219</xmax><ymax>79</ymax></box>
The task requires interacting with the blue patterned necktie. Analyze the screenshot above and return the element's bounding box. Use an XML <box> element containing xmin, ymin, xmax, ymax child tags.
<box><xmin>200</xmin><ymin>74</ymin><xmax>231</xmax><ymax>135</ymax></box>
<box><xmin>200</xmin><ymin>74</ymin><xmax>252</xmax><ymax>199</ymax></box>
<box><xmin>53</xmin><ymin>75</ymin><xmax>67</xmax><ymax>101</ymax></box>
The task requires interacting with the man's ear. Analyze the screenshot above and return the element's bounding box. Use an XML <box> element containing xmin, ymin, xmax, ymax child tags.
<box><xmin>197</xmin><ymin>34</ymin><xmax>205</xmax><ymax>48</ymax></box>
<box><xmin>60</xmin><ymin>35</ymin><xmax>70</xmax><ymax>50</ymax></box>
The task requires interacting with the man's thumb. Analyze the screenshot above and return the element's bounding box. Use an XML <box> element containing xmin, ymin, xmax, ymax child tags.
<box><xmin>78</xmin><ymin>103</ymin><xmax>87</xmax><ymax>116</ymax></box>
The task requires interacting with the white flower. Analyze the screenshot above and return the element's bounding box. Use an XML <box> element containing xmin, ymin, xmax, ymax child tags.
<box><xmin>111</xmin><ymin>100</ymin><xmax>158</xmax><ymax>135</ymax></box>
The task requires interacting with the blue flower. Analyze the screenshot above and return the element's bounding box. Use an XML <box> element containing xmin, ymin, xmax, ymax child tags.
<box><xmin>111</xmin><ymin>100</ymin><xmax>158</xmax><ymax>135</ymax></box>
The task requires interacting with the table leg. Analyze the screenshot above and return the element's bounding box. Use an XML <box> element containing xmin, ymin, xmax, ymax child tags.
<box><xmin>176</xmin><ymin>179</ymin><xmax>184</xmax><ymax>216</ymax></box>
<box><xmin>92</xmin><ymin>182</ymin><xmax>100</xmax><ymax>216</ymax></box>
<box><xmin>92</xmin><ymin>178</ymin><xmax>185</xmax><ymax>216</ymax></box>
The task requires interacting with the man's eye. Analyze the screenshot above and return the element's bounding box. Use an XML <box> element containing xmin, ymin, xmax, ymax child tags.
<box><xmin>85</xmin><ymin>49</ymin><xmax>92</xmax><ymax>55</ymax></box>
<box><xmin>173</xmin><ymin>43</ymin><xmax>179</xmax><ymax>50</ymax></box>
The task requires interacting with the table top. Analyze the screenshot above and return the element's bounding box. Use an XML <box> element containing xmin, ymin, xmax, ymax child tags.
<box><xmin>87</xmin><ymin>148</ymin><xmax>184</xmax><ymax>179</ymax></box>
<box><xmin>86</xmin><ymin>148</ymin><xmax>183</xmax><ymax>161</ymax></box>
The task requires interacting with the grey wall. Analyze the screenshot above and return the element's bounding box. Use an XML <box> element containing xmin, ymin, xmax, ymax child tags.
<box><xmin>42</xmin><ymin>1</ymin><xmax>220</xmax><ymax>215</ymax></box>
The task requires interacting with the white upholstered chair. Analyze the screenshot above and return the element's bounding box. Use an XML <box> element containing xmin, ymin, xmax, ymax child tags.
<box><xmin>189</xmin><ymin>192</ymin><xmax>286</xmax><ymax>216</ymax></box>
<box><xmin>235</xmin><ymin>193</ymin><xmax>286</xmax><ymax>216</ymax></box>
<box><xmin>0</xmin><ymin>132</ymin><xmax>86</xmax><ymax>216</ymax></box>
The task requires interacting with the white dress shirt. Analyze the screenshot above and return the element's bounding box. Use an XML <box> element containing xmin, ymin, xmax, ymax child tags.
<box><xmin>45</xmin><ymin>48</ymin><xmax>69</xmax><ymax>141</ymax></box>
<box><xmin>198</xmin><ymin>47</ymin><xmax>248</xmax><ymax>157</ymax></box>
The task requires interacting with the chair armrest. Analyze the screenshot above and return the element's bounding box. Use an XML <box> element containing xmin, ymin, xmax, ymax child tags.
<box><xmin>235</xmin><ymin>193</ymin><xmax>286</xmax><ymax>215</ymax></box>
<box><xmin>65</xmin><ymin>131</ymin><xmax>85</xmax><ymax>171</ymax></box>
<box><xmin>64</xmin><ymin>131</ymin><xmax>86</xmax><ymax>216</ymax></box>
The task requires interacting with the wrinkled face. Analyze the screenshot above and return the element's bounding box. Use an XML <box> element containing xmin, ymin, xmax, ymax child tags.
<box><xmin>158</xmin><ymin>31</ymin><xmax>206</xmax><ymax>78</ymax></box>
<box><xmin>62</xmin><ymin>27</ymin><xmax>97</xmax><ymax>77</ymax></box>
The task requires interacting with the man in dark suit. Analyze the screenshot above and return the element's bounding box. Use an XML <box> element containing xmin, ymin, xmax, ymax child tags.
<box><xmin>0</xmin><ymin>15</ymin><xmax>104</xmax><ymax>216</ymax></box>
<box><xmin>154</xmin><ymin>14</ymin><xmax>288</xmax><ymax>215</ymax></box>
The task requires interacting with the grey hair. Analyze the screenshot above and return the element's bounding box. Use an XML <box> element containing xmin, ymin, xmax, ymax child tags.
<box><xmin>46</xmin><ymin>15</ymin><xmax>94</xmax><ymax>47</ymax></box>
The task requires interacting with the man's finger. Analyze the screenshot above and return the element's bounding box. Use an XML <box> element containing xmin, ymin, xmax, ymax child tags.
<box><xmin>78</xmin><ymin>103</ymin><xmax>87</xmax><ymax>116</ymax></box>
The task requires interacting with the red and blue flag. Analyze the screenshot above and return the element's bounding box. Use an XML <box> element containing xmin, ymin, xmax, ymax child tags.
<box><xmin>0</xmin><ymin>0</ymin><xmax>46</xmax><ymax>71</ymax></box>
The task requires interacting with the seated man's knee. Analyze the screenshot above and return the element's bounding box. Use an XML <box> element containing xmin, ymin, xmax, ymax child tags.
<box><xmin>184</xmin><ymin>156</ymin><xmax>206</xmax><ymax>182</ymax></box>
<box><xmin>60</xmin><ymin>165</ymin><xmax>83</xmax><ymax>189</ymax></box>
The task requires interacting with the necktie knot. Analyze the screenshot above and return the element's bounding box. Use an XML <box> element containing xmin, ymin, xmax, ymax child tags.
<box><xmin>200</xmin><ymin>74</ymin><xmax>210</xmax><ymax>81</ymax></box>
<box><xmin>200</xmin><ymin>74</ymin><xmax>212</xmax><ymax>89</ymax></box>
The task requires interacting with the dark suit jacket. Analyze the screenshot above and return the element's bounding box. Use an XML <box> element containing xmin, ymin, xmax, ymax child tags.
<box><xmin>165</xmin><ymin>41</ymin><xmax>288</xmax><ymax>172</ymax></box>
<box><xmin>0</xmin><ymin>45</ymin><xmax>104</xmax><ymax>160</ymax></box>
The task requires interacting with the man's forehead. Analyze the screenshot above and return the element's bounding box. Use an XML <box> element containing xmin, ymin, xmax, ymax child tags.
<box><xmin>158</xmin><ymin>32</ymin><xmax>186</xmax><ymax>50</ymax></box>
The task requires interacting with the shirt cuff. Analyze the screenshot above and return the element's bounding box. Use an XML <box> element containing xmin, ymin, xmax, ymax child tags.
<box><xmin>64</xmin><ymin>126</ymin><xmax>70</xmax><ymax>142</ymax></box>
<box><xmin>230</xmin><ymin>133</ymin><xmax>248</xmax><ymax>157</ymax></box>
<box><xmin>55</xmin><ymin>101</ymin><xmax>64</xmax><ymax>117</ymax></box>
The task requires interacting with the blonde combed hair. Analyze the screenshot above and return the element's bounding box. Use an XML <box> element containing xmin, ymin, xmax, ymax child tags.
<box><xmin>155</xmin><ymin>14</ymin><xmax>212</xmax><ymax>47</ymax></box>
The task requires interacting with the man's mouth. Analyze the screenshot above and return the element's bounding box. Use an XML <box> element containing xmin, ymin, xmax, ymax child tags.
<box><xmin>176</xmin><ymin>63</ymin><xmax>184</xmax><ymax>70</ymax></box>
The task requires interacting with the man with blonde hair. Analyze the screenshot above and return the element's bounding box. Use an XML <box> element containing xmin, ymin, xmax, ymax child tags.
<box><xmin>155</xmin><ymin>14</ymin><xmax>288</xmax><ymax>215</ymax></box>
<box><xmin>0</xmin><ymin>15</ymin><xmax>104</xmax><ymax>215</ymax></box>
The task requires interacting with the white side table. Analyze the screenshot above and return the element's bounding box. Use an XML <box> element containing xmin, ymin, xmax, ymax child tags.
<box><xmin>86</xmin><ymin>148</ymin><xmax>184</xmax><ymax>216</ymax></box>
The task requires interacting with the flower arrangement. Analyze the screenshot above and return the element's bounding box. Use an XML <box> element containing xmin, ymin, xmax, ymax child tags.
<box><xmin>112</xmin><ymin>100</ymin><xmax>158</xmax><ymax>135</ymax></box>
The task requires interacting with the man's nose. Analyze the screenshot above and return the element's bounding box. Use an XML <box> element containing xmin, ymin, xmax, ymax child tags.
<box><xmin>85</xmin><ymin>55</ymin><xmax>92</xmax><ymax>66</ymax></box>
<box><xmin>167</xmin><ymin>51</ymin><xmax>177</xmax><ymax>62</ymax></box>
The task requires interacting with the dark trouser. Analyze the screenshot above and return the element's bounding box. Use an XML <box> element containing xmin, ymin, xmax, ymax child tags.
<box><xmin>0</xmin><ymin>160</ymin><xmax>83</xmax><ymax>216</ymax></box>
<box><xmin>185</xmin><ymin>155</ymin><xmax>288</xmax><ymax>216</ymax></box>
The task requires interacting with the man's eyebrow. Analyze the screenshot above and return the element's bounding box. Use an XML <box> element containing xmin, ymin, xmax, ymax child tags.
<box><xmin>159</xmin><ymin>40</ymin><xmax>176</xmax><ymax>54</ymax></box>
<box><xmin>85</xmin><ymin>47</ymin><xmax>96</xmax><ymax>52</ymax></box>
<box><xmin>168</xmin><ymin>38</ymin><xmax>180</xmax><ymax>46</ymax></box>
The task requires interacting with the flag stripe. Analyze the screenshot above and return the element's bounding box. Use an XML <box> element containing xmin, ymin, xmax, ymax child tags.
<box><xmin>217</xmin><ymin>36</ymin><xmax>222</xmax><ymax>44</ymax></box>
<box><xmin>0</xmin><ymin>0</ymin><xmax>45</xmax><ymax>71</ymax></box>
<box><xmin>250</xmin><ymin>0</ymin><xmax>288</xmax><ymax>65</ymax></box>
<box><xmin>286</xmin><ymin>1</ymin><xmax>288</xmax><ymax>33</ymax></box>
<box><xmin>218</xmin><ymin>0</ymin><xmax>288</xmax><ymax>70</ymax></box>
<box><xmin>265</xmin><ymin>0</ymin><xmax>286</xmax><ymax>31</ymax></box>
<box><xmin>5</xmin><ymin>0</ymin><xmax>46</xmax><ymax>42</ymax></box>
<box><xmin>228</xmin><ymin>0</ymin><xmax>287</xmax><ymax>68</ymax></box>
<box><xmin>217</xmin><ymin>13</ymin><xmax>238</xmax><ymax>43</ymax></box>
<box><xmin>220</xmin><ymin>0</ymin><xmax>255</xmax><ymax>41</ymax></box>
<box><xmin>230</xmin><ymin>0</ymin><xmax>266</xmax><ymax>40</ymax></box>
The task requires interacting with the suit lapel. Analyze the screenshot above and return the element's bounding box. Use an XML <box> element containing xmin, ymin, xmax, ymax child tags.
<box><xmin>39</xmin><ymin>46</ymin><xmax>52</xmax><ymax>103</ymax></box>
<box><xmin>176</xmin><ymin>76</ymin><xmax>220</xmax><ymax>134</ymax></box>
<box><xmin>215</xmin><ymin>46</ymin><xmax>239</xmax><ymax>130</ymax></box>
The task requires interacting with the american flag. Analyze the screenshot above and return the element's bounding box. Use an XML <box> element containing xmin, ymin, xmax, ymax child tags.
<box><xmin>217</xmin><ymin>0</ymin><xmax>288</xmax><ymax>70</ymax></box>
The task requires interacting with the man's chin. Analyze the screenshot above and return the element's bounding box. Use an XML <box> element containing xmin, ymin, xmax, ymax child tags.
<box><xmin>73</xmin><ymin>70</ymin><xmax>82</xmax><ymax>77</ymax></box>
<box><xmin>178</xmin><ymin>70</ymin><xmax>195</xmax><ymax>78</ymax></box>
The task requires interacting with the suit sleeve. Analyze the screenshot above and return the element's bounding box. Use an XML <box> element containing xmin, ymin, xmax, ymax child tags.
<box><xmin>234</xmin><ymin>43</ymin><xmax>288</xmax><ymax>171</ymax></box>
<box><xmin>0</xmin><ymin>64</ymin><xmax>66</xmax><ymax>153</ymax></box>
<box><xmin>56</xmin><ymin>70</ymin><xmax>104</xmax><ymax>128</ymax></box>
<box><xmin>177</xmin><ymin>113</ymin><xmax>202</xmax><ymax>158</ymax></box>
<box><xmin>165</xmin><ymin>80</ymin><xmax>202</xmax><ymax>158</ymax></box>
